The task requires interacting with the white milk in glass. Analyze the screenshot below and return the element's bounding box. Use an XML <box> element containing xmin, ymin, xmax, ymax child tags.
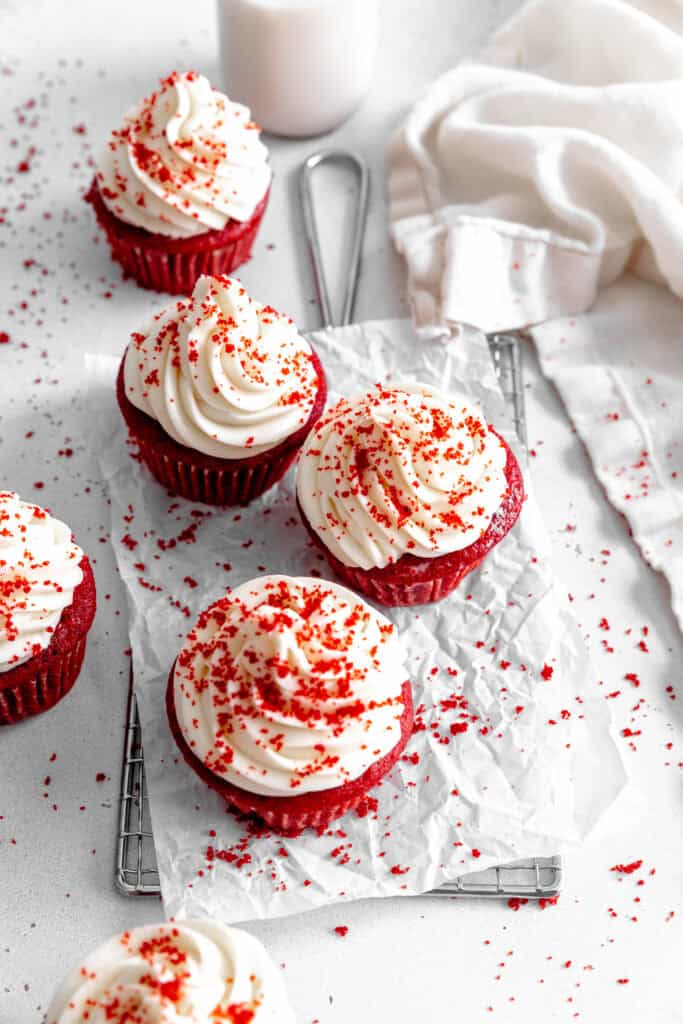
<box><xmin>217</xmin><ymin>0</ymin><xmax>378</xmax><ymax>137</ymax></box>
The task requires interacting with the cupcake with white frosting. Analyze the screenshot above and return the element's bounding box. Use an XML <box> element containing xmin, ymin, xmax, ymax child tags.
<box><xmin>0</xmin><ymin>491</ymin><xmax>96</xmax><ymax>725</ymax></box>
<box><xmin>117</xmin><ymin>274</ymin><xmax>327</xmax><ymax>505</ymax></box>
<box><xmin>45</xmin><ymin>919</ymin><xmax>295</xmax><ymax>1024</ymax></box>
<box><xmin>87</xmin><ymin>70</ymin><xmax>271</xmax><ymax>294</ymax></box>
<box><xmin>296</xmin><ymin>383</ymin><xmax>524</xmax><ymax>606</ymax></box>
<box><xmin>166</xmin><ymin>574</ymin><xmax>413</xmax><ymax>834</ymax></box>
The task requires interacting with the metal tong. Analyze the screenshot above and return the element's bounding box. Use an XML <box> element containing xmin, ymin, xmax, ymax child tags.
<box><xmin>299</xmin><ymin>149</ymin><xmax>369</xmax><ymax>328</ymax></box>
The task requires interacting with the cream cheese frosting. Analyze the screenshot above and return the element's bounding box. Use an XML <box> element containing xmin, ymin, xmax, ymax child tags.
<box><xmin>296</xmin><ymin>383</ymin><xmax>509</xmax><ymax>571</ymax></box>
<box><xmin>95</xmin><ymin>70</ymin><xmax>271</xmax><ymax>238</ymax></box>
<box><xmin>45</xmin><ymin>919</ymin><xmax>295</xmax><ymax>1024</ymax></box>
<box><xmin>0</xmin><ymin>491</ymin><xmax>84</xmax><ymax>673</ymax></box>
<box><xmin>173</xmin><ymin>575</ymin><xmax>407</xmax><ymax>796</ymax></box>
<box><xmin>123</xmin><ymin>274</ymin><xmax>321</xmax><ymax>459</ymax></box>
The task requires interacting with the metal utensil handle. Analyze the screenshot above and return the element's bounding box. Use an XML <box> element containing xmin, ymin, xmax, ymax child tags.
<box><xmin>299</xmin><ymin>149</ymin><xmax>369</xmax><ymax>327</ymax></box>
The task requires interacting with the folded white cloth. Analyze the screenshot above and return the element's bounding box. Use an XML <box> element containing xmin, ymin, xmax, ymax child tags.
<box><xmin>387</xmin><ymin>0</ymin><xmax>683</xmax><ymax>629</ymax></box>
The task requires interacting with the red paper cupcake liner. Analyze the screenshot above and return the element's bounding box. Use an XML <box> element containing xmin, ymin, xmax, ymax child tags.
<box><xmin>299</xmin><ymin>431</ymin><xmax>525</xmax><ymax>607</ymax></box>
<box><xmin>0</xmin><ymin>556</ymin><xmax>97</xmax><ymax>725</ymax></box>
<box><xmin>167</xmin><ymin>667</ymin><xmax>414</xmax><ymax>837</ymax></box>
<box><xmin>86</xmin><ymin>179</ymin><xmax>270</xmax><ymax>295</ymax></box>
<box><xmin>116</xmin><ymin>350</ymin><xmax>327</xmax><ymax>507</ymax></box>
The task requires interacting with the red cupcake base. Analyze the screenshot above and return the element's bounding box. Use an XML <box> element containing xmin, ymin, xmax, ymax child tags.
<box><xmin>166</xmin><ymin>667</ymin><xmax>414</xmax><ymax>836</ymax></box>
<box><xmin>116</xmin><ymin>350</ymin><xmax>327</xmax><ymax>506</ymax></box>
<box><xmin>299</xmin><ymin>432</ymin><xmax>525</xmax><ymax>607</ymax></box>
<box><xmin>86</xmin><ymin>180</ymin><xmax>270</xmax><ymax>295</ymax></box>
<box><xmin>0</xmin><ymin>556</ymin><xmax>97</xmax><ymax>725</ymax></box>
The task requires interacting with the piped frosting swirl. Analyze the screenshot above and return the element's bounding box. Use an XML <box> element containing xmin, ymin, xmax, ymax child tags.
<box><xmin>45</xmin><ymin>919</ymin><xmax>294</xmax><ymax>1024</ymax></box>
<box><xmin>296</xmin><ymin>383</ymin><xmax>508</xmax><ymax>570</ymax></box>
<box><xmin>95</xmin><ymin>70</ymin><xmax>271</xmax><ymax>238</ymax></box>
<box><xmin>173</xmin><ymin>575</ymin><xmax>407</xmax><ymax>796</ymax></box>
<box><xmin>0</xmin><ymin>491</ymin><xmax>84</xmax><ymax>673</ymax></box>
<box><xmin>123</xmin><ymin>274</ymin><xmax>321</xmax><ymax>459</ymax></box>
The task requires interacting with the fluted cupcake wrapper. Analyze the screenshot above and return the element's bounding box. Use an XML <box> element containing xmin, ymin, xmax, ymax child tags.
<box><xmin>136</xmin><ymin>436</ymin><xmax>302</xmax><ymax>507</ymax></box>
<box><xmin>0</xmin><ymin>636</ymin><xmax>87</xmax><ymax>726</ymax></box>
<box><xmin>87</xmin><ymin>181</ymin><xmax>269</xmax><ymax>295</ymax></box>
<box><xmin>166</xmin><ymin>668</ymin><xmax>415</xmax><ymax>837</ymax></box>
<box><xmin>321</xmin><ymin>556</ymin><xmax>487</xmax><ymax>608</ymax></box>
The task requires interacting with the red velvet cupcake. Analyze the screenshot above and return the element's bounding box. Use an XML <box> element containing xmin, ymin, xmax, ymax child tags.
<box><xmin>46</xmin><ymin>921</ymin><xmax>296</xmax><ymax>1024</ymax></box>
<box><xmin>166</xmin><ymin>575</ymin><xmax>414</xmax><ymax>836</ymax></box>
<box><xmin>87</xmin><ymin>71</ymin><xmax>271</xmax><ymax>294</ymax></box>
<box><xmin>118</xmin><ymin>274</ymin><xmax>327</xmax><ymax>506</ymax></box>
<box><xmin>296</xmin><ymin>384</ymin><xmax>525</xmax><ymax>607</ymax></box>
<box><xmin>0</xmin><ymin>492</ymin><xmax>96</xmax><ymax>725</ymax></box>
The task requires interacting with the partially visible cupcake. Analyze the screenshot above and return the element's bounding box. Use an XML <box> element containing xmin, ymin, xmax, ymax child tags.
<box><xmin>117</xmin><ymin>274</ymin><xmax>327</xmax><ymax>505</ymax></box>
<box><xmin>87</xmin><ymin>70</ymin><xmax>271</xmax><ymax>294</ymax></box>
<box><xmin>0</xmin><ymin>491</ymin><xmax>96</xmax><ymax>725</ymax></box>
<box><xmin>296</xmin><ymin>383</ymin><xmax>524</xmax><ymax>606</ymax></box>
<box><xmin>167</xmin><ymin>574</ymin><xmax>413</xmax><ymax>835</ymax></box>
<box><xmin>45</xmin><ymin>919</ymin><xmax>294</xmax><ymax>1024</ymax></box>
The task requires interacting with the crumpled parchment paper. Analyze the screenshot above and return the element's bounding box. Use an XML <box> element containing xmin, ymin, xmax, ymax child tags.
<box><xmin>89</xmin><ymin>318</ymin><xmax>627</xmax><ymax>922</ymax></box>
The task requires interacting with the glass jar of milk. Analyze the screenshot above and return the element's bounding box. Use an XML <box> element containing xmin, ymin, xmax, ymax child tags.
<box><xmin>217</xmin><ymin>0</ymin><xmax>378</xmax><ymax>137</ymax></box>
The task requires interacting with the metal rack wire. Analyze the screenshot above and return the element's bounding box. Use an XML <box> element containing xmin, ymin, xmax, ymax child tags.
<box><xmin>115</xmin><ymin>676</ymin><xmax>160</xmax><ymax>896</ymax></box>
<box><xmin>115</xmin><ymin>333</ymin><xmax>562</xmax><ymax>902</ymax></box>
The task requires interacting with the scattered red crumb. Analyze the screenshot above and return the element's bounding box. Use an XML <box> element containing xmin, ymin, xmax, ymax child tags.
<box><xmin>334</xmin><ymin>926</ymin><xmax>348</xmax><ymax>938</ymax></box>
<box><xmin>611</xmin><ymin>859</ymin><xmax>642</xmax><ymax>875</ymax></box>
<box><xmin>355</xmin><ymin>795</ymin><xmax>379</xmax><ymax>819</ymax></box>
<box><xmin>540</xmin><ymin>664</ymin><xmax>554</xmax><ymax>681</ymax></box>
<box><xmin>95</xmin><ymin>772</ymin><xmax>107</xmax><ymax>783</ymax></box>
<box><xmin>450</xmin><ymin>722</ymin><xmax>469</xmax><ymax>736</ymax></box>
<box><xmin>507</xmin><ymin>897</ymin><xmax>529</xmax><ymax>911</ymax></box>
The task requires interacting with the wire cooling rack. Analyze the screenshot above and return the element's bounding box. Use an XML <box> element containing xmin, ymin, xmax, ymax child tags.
<box><xmin>115</xmin><ymin>333</ymin><xmax>563</xmax><ymax>901</ymax></box>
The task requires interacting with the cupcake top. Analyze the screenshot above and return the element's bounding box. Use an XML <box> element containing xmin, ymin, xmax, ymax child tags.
<box><xmin>297</xmin><ymin>383</ymin><xmax>509</xmax><ymax>571</ymax></box>
<box><xmin>45</xmin><ymin>919</ymin><xmax>294</xmax><ymax>1024</ymax></box>
<box><xmin>95</xmin><ymin>70</ymin><xmax>271</xmax><ymax>238</ymax></box>
<box><xmin>123</xmin><ymin>274</ymin><xmax>322</xmax><ymax>459</ymax></box>
<box><xmin>0</xmin><ymin>491</ymin><xmax>84</xmax><ymax>674</ymax></box>
<box><xmin>173</xmin><ymin>575</ymin><xmax>407</xmax><ymax>796</ymax></box>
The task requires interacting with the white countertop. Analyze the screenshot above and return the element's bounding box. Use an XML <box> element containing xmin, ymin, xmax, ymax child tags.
<box><xmin>1</xmin><ymin>1</ymin><xmax>680</xmax><ymax>1020</ymax></box>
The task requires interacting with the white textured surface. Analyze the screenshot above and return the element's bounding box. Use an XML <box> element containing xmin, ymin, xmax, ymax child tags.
<box><xmin>0</xmin><ymin>1</ymin><xmax>680</xmax><ymax>1022</ymax></box>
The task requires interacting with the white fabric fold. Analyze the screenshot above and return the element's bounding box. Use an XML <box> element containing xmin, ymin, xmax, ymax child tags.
<box><xmin>388</xmin><ymin>0</ymin><xmax>683</xmax><ymax>628</ymax></box>
<box><xmin>531</xmin><ymin>276</ymin><xmax>683</xmax><ymax>626</ymax></box>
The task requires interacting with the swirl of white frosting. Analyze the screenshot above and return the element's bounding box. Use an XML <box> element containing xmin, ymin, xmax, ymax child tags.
<box><xmin>45</xmin><ymin>919</ymin><xmax>294</xmax><ymax>1024</ymax></box>
<box><xmin>296</xmin><ymin>383</ymin><xmax>509</xmax><ymax>571</ymax></box>
<box><xmin>173</xmin><ymin>575</ymin><xmax>407</xmax><ymax>796</ymax></box>
<box><xmin>96</xmin><ymin>70</ymin><xmax>271</xmax><ymax>238</ymax></box>
<box><xmin>0</xmin><ymin>491</ymin><xmax>84</xmax><ymax>674</ymax></box>
<box><xmin>123</xmin><ymin>274</ymin><xmax>321</xmax><ymax>459</ymax></box>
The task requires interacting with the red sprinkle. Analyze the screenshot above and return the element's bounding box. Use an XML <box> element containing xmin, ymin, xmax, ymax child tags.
<box><xmin>611</xmin><ymin>860</ymin><xmax>642</xmax><ymax>875</ymax></box>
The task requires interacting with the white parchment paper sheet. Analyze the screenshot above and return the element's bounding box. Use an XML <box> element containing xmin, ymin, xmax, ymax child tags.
<box><xmin>90</xmin><ymin>319</ymin><xmax>626</xmax><ymax>922</ymax></box>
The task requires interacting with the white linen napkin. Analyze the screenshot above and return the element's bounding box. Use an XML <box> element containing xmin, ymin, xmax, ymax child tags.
<box><xmin>387</xmin><ymin>0</ymin><xmax>683</xmax><ymax>629</ymax></box>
